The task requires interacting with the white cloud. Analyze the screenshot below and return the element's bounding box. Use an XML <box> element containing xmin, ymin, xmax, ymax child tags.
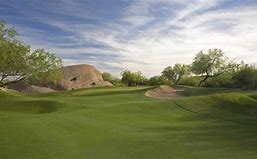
<box><xmin>6</xmin><ymin>0</ymin><xmax>257</xmax><ymax>77</ymax></box>
<box><xmin>104</xmin><ymin>0</ymin><xmax>257</xmax><ymax>76</ymax></box>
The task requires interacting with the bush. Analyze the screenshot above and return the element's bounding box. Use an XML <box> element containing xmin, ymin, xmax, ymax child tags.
<box><xmin>148</xmin><ymin>76</ymin><xmax>173</xmax><ymax>86</ymax></box>
<box><xmin>233</xmin><ymin>66</ymin><xmax>257</xmax><ymax>90</ymax></box>
<box><xmin>204</xmin><ymin>73</ymin><xmax>235</xmax><ymax>88</ymax></box>
<box><xmin>179</xmin><ymin>76</ymin><xmax>201</xmax><ymax>87</ymax></box>
<box><xmin>121</xmin><ymin>70</ymin><xmax>147</xmax><ymax>86</ymax></box>
<box><xmin>102</xmin><ymin>72</ymin><xmax>122</xmax><ymax>86</ymax></box>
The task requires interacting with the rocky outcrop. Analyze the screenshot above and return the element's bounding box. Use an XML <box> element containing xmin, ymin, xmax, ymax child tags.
<box><xmin>7</xmin><ymin>64</ymin><xmax>113</xmax><ymax>93</ymax></box>
<box><xmin>58</xmin><ymin>64</ymin><xmax>113</xmax><ymax>90</ymax></box>
<box><xmin>8</xmin><ymin>84</ymin><xmax>55</xmax><ymax>94</ymax></box>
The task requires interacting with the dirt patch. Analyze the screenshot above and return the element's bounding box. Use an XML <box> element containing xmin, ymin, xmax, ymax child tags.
<box><xmin>145</xmin><ymin>85</ymin><xmax>184</xmax><ymax>99</ymax></box>
<box><xmin>0</xmin><ymin>87</ymin><xmax>7</xmax><ymax>92</ymax></box>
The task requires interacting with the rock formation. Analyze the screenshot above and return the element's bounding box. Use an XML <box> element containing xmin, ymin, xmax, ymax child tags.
<box><xmin>7</xmin><ymin>64</ymin><xmax>113</xmax><ymax>93</ymax></box>
<box><xmin>8</xmin><ymin>84</ymin><xmax>55</xmax><ymax>94</ymax></box>
<box><xmin>58</xmin><ymin>64</ymin><xmax>112</xmax><ymax>90</ymax></box>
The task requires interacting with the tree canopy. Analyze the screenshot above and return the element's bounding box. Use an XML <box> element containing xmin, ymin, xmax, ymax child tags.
<box><xmin>102</xmin><ymin>72</ymin><xmax>121</xmax><ymax>86</ymax></box>
<box><xmin>148</xmin><ymin>75</ymin><xmax>172</xmax><ymax>86</ymax></box>
<box><xmin>191</xmin><ymin>49</ymin><xmax>232</xmax><ymax>87</ymax></box>
<box><xmin>162</xmin><ymin>63</ymin><xmax>190</xmax><ymax>84</ymax></box>
<box><xmin>233</xmin><ymin>65</ymin><xmax>257</xmax><ymax>90</ymax></box>
<box><xmin>0</xmin><ymin>20</ymin><xmax>62</xmax><ymax>87</ymax></box>
<box><xmin>121</xmin><ymin>70</ymin><xmax>146</xmax><ymax>86</ymax></box>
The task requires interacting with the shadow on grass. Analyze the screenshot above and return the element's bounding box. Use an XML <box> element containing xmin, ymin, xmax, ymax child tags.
<box><xmin>173</xmin><ymin>100</ymin><xmax>257</xmax><ymax>126</ymax></box>
<box><xmin>174</xmin><ymin>86</ymin><xmax>238</xmax><ymax>97</ymax></box>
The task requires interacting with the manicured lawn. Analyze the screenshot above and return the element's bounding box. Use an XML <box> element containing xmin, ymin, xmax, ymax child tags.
<box><xmin>1</xmin><ymin>86</ymin><xmax>257</xmax><ymax>159</ymax></box>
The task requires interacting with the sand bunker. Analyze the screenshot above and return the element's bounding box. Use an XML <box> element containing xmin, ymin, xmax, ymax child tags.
<box><xmin>0</xmin><ymin>87</ymin><xmax>7</xmax><ymax>92</ymax></box>
<box><xmin>145</xmin><ymin>85</ymin><xmax>184</xmax><ymax>99</ymax></box>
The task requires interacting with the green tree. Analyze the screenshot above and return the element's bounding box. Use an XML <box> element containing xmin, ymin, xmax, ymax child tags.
<box><xmin>121</xmin><ymin>70</ymin><xmax>146</xmax><ymax>86</ymax></box>
<box><xmin>203</xmin><ymin>61</ymin><xmax>245</xmax><ymax>88</ymax></box>
<box><xmin>148</xmin><ymin>75</ymin><xmax>172</xmax><ymax>86</ymax></box>
<box><xmin>179</xmin><ymin>76</ymin><xmax>201</xmax><ymax>87</ymax></box>
<box><xmin>162</xmin><ymin>64</ymin><xmax>190</xmax><ymax>84</ymax></box>
<box><xmin>0</xmin><ymin>20</ymin><xmax>62</xmax><ymax>87</ymax></box>
<box><xmin>102</xmin><ymin>72</ymin><xmax>121</xmax><ymax>86</ymax></box>
<box><xmin>27</xmin><ymin>49</ymin><xmax>63</xmax><ymax>86</ymax></box>
<box><xmin>233</xmin><ymin>65</ymin><xmax>257</xmax><ymax>90</ymax></box>
<box><xmin>191</xmin><ymin>49</ymin><xmax>231</xmax><ymax>87</ymax></box>
<box><xmin>102</xmin><ymin>72</ymin><xmax>113</xmax><ymax>82</ymax></box>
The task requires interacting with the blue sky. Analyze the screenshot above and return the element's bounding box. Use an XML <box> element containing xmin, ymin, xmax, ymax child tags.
<box><xmin>1</xmin><ymin>0</ymin><xmax>257</xmax><ymax>76</ymax></box>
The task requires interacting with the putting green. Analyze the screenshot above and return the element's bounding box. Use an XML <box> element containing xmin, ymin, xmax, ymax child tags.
<box><xmin>0</xmin><ymin>87</ymin><xmax>257</xmax><ymax>159</ymax></box>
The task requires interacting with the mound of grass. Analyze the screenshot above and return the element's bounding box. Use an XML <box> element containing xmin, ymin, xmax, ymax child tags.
<box><xmin>249</xmin><ymin>94</ymin><xmax>257</xmax><ymax>100</ymax></box>
<box><xmin>0</xmin><ymin>99</ymin><xmax>62</xmax><ymax>114</ymax></box>
<box><xmin>0</xmin><ymin>91</ymin><xmax>64</xmax><ymax>114</ymax></box>
<box><xmin>0</xmin><ymin>89</ymin><xmax>24</xmax><ymax>98</ymax></box>
<box><xmin>175</xmin><ymin>85</ymin><xmax>235</xmax><ymax>96</ymax></box>
<box><xmin>174</xmin><ymin>93</ymin><xmax>257</xmax><ymax>125</ymax></box>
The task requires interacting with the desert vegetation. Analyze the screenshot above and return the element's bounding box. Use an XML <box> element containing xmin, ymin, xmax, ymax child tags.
<box><xmin>1</xmin><ymin>20</ymin><xmax>256</xmax><ymax>90</ymax></box>
<box><xmin>116</xmin><ymin>49</ymin><xmax>257</xmax><ymax>90</ymax></box>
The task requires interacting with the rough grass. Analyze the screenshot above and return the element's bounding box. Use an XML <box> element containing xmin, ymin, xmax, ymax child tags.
<box><xmin>0</xmin><ymin>86</ymin><xmax>257</xmax><ymax>159</ymax></box>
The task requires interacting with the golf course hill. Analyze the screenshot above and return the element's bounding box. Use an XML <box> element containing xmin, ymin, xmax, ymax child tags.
<box><xmin>1</xmin><ymin>86</ymin><xmax>257</xmax><ymax>158</ymax></box>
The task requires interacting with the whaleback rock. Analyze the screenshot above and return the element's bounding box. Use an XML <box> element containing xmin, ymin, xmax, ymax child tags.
<box><xmin>58</xmin><ymin>64</ymin><xmax>113</xmax><ymax>90</ymax></box>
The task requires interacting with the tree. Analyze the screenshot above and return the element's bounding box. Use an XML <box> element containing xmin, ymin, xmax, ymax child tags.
<box><xmin>0</xmin><ymin>20</ymin><xmax>62</xmax><ymax>87</ymax></box>
<box><xmin>102</xmin><ymin>72</ymin><xmax>113</xmax><ymax>82</ymax></box>
<box><xmin>162</xmin><ymin>63</ymin><xmax>190</xmax><ymax>84</ymax></box>
<box><xmin>179</xmin><ymin>76</ymin><xmax>201</xmax><ymax>87</ymax></box>
<box><xmin>233</xmin><ymin>65</ymin><xmax>257</xmax><ymax>90</ymax></box>
<box><xmin>121</xmin><ymin>70</ymin><xmax>146</xmax><ymax>86</ymax></box>
<box><xmin>27</xmin><ymin>49</ymin><xmax>63</xmax><ymax>85</ymax></box>
<box><xmin>191</xmin><ymin>49</ymin><xmax>231</xmax><ymax>87</ymax></box>
<box><xmin>102</xmin><ymin>72</ymin><xmax>121</xmax><ymax>86</ymax></box>
<box><xmin>203</xmin><ymin>61</ymin><xmax>245</xmax><ymax>88</ymax></box>
<box><xmin>148</xmin><ymin>75</ymin><xmax>172</xmax><ymax>86</ymax></box>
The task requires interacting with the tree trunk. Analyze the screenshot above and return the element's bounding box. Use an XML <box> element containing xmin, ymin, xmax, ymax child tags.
<box><xmin>198</xmin><ymin>75</ymin><xmax>209</xmax><ymax>87</ymax></box>
<box><xmin>175</xmin><ymin>76</ymin><xmax>182</xmax><ymax>85</ymax></box>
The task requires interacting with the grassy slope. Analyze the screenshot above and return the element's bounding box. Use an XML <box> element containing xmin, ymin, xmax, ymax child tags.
<box><xmin>0</xmin><ymin>87</ymin><xmax>257</xmax><ymax>159</ymax></box>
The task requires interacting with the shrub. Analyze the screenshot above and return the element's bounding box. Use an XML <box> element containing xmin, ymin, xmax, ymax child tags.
<box><xmin>148</xmin><ymin>76</ymin><xmax>173</xmax><ymax>86</ymax></box>
<box><xmin>233</xmin><ymin>66</ymin><xmax>257</xmax><ymax>90</ymax></box>
<box><xmin>102</xmin><ymin>72</ymin><xmax>122</xmax><ymax>86</ymax></box>
<box><xmin>179</xmin><ymin>76</ymin><xmax>201</xmax><ymax>87</ymax></box>
<box><xmin>121</xmin><ymin>70</ymin><xmax>147</xmax><ymax>86</ymax></box>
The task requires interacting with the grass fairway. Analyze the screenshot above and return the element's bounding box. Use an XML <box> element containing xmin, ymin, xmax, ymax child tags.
<box><xmin>1</xmin><ymin>87</ymin><xmax>257</xmax><ymax>159</ymax></box>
